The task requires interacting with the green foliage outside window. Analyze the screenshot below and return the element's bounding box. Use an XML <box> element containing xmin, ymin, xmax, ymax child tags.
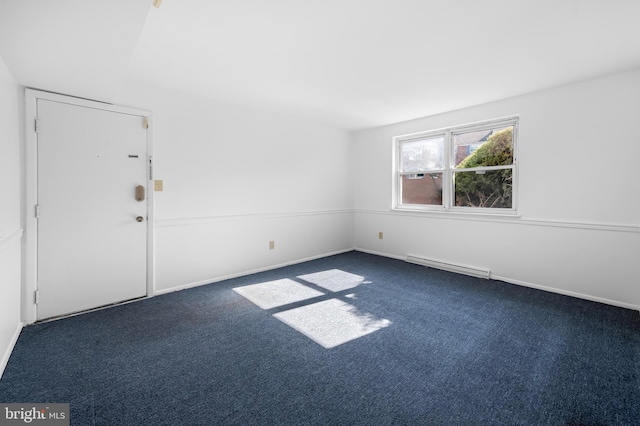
<box><xmin>455</xmin><ymin>128</ymin><xmax>513</xmax><ymax>208</ymax></box>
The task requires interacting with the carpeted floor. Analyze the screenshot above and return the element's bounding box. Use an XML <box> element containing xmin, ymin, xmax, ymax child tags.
<box><xmin>1</xmin><ymin>251</ymin><xmax>638</xmax><ymax>425</ymax></box>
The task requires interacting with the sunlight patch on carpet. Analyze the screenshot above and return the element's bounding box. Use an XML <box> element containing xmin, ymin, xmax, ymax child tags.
<box><xmin>233</xmin><ymin>279</ymin><xmax>324</xmax><ymax>309</ymax></box>
<box><xmin>273</xmin><ymin>299</ymin><xmax>391</xmax><ymax>348</ymax></box>
<box><xmin>297</xmin><ymin>269</ymin><xmax>370</xmax><ymax>292</ymax></box>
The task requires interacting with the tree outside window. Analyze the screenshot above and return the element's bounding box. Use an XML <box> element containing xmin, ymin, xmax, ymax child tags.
<box><xmin>395</xmin><ymin>118</ymin><xmax>517</xmax><ymax>213</ymax></box>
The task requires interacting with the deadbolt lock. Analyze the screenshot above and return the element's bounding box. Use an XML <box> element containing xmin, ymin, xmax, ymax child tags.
<box><xmin>136</xmin><ymin>216</ymin><xmax>144</xmax><ymax>222</ymax></box>
<box><xmin>135</xmin><ymin>185</ymin><xmax>145</xmax><ymax>202</ymax></box>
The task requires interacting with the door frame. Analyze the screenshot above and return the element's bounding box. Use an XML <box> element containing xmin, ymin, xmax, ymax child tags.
<box><xmin>23</xmin><ymin>89</ymin><xmax>155</xmax><ymax>324</ymax></box>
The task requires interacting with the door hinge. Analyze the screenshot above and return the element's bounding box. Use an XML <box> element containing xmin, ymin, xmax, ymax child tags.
<box><xmin>34</xmin><ymin>118</ymin><xmax>40</xmax><ymax>133</ymax></box>
<box><xmin>34</xmin><ymin>290</ymin><xmax>40</xmax><ymax>304</ymax></box>
<box><xmin>149</xmin><ymin>158</ymin><xmax>153</xmax><ymax>180</ymax></box>
<box><xmin>143</xmin><ymin>116</ymin><xmax>149</xmax><ymax>129</ymax></box>
<box><xmin>35</xmin><ymin>205</ymin><xmax>40</xmax><ymax>218</ymax></box>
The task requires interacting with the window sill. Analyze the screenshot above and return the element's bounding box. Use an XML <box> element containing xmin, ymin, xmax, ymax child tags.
<box><xmin>392</xmin><ymin>206</ymin><xmax>521</xmax><ymax>219</ymax></box>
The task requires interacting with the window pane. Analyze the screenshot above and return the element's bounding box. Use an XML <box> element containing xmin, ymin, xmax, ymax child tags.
<box><xmin>401</xmin><ymin>136</ymin><xmax>444</xmax><ymax>172</ymax></box>
<box><xmin>454</xmin><ymin>169</ymin><xmax>512</xmax><ymax>208</ymax></box>
<box><xmin>401</xmin><ymin>173</ymin><xmax>443</xmax><ymax>205</ymax></box>
<box><xmin>453</xmin><ymin>126</ymin><xmax>513</xmax><ymax>167</ymax></box>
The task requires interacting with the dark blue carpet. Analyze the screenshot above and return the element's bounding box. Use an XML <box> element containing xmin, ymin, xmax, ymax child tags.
<box><xmin>1</xmin><ymin>251</ymin><xmax>638</xmax><ymax>425</ymax></box>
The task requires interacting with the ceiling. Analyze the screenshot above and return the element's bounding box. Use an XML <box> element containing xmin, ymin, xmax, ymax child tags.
<box><xmin>1</xmin><ymin>0</ymin><xmax>640</xmax><ymax>131</ymax></box>
<box><xmin>0</xmin><ymin>0</ymin><xmax>150</xmax><ymax>103</ymax></box>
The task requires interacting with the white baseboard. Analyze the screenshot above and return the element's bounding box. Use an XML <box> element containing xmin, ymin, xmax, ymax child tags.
<box><xmin>353</xmin><ymin>248</ymin><xmax>640</xmax><ymax>312</ymax></box>
<box><xmin>155</xmin><ymin>248</ymin><xmax>354</xmax><ymax>296</ymax></box>
<box><xmin>491</xmin><ymin>274</ymin><xmax>640</xmax><ymax>312</ymax></box>
<box><xmin>353</xmin><ymin>247</ymin><xmax>406</xmax><ymax>261</ymax></box>
<box><xmin>0</xmin><ymin>322</ymin><xmax>23</xmax><ymax>381</ymax></box>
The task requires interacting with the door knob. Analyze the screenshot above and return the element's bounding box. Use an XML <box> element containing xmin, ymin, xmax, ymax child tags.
<box><xmin>136</xmin><ymin>216</ymin><xmax>144</xmax><ymax>222</ymax></box>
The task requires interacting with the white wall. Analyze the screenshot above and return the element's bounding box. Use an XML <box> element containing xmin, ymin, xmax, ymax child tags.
<box><xmin>116</xmin><ymin>82</ymin><xmax>353</xmax><ymax>292</ymax></box>
<box><xmin>0</xmin><ymin>54</ymin><xmax>22</xmax><ymax>377</ymax></box>
<box><xmin>352</xmin><ymin>69</ymin><xmax>640</xmax><ymax>309</ymax></box>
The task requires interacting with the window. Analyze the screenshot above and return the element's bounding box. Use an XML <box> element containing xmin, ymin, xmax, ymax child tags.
<box><xmin>394</xmin><ymin>117</ymin><xmax>518</xmax><ymax>213</ymax></box>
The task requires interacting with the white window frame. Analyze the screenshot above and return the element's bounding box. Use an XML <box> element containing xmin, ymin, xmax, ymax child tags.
<box><xmin>393</xmin><ymin>116</ymin><xmax>519</xmax><ymax>215</ymax></box>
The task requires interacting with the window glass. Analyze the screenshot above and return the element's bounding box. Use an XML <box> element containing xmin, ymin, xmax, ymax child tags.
<box><xmin>454</xmin><ymin>126</ymin><xmax>514</xmax><ymax>168</ymax></box>
<box><xmin>400</xmin><ymin>136</ymin><xmax>444</xmax><ymax>172</ymax></box>
<box><xmin>453</xmin><ymin>169</ymin><xmax>513</xmax><ymax>208</ymax></box>
<box><xmin>395</xmin><ymin>118</ymin><xmax>517</xmax><ymax>213</ymax></box>
<box><xmin>401</xmin><ymin>173</ymin><xmax>443</xmax><ymax>205</ymax></box>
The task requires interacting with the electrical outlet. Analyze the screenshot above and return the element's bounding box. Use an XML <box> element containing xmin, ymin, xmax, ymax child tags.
<box><xmin>269</xmin><ymin>241</ymin><xmax>275</xmax><ymax>250</ymax></box>
<box><xmin>379</xmin><ymin>232</ymin><xmax>383</xmax><ymax>240</ymax></box>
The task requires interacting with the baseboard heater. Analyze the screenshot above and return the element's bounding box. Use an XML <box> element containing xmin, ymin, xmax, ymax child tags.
<box><xmin>406</xmin><ymin>254</ymin><xmax>491</xmax><ymax>279</ymax></box>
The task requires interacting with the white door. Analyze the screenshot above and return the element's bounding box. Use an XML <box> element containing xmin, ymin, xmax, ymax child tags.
<box><xmin>36</xmin><ymin>99</ymin><xmax>149</xmax><ymax>320</ymax></box>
